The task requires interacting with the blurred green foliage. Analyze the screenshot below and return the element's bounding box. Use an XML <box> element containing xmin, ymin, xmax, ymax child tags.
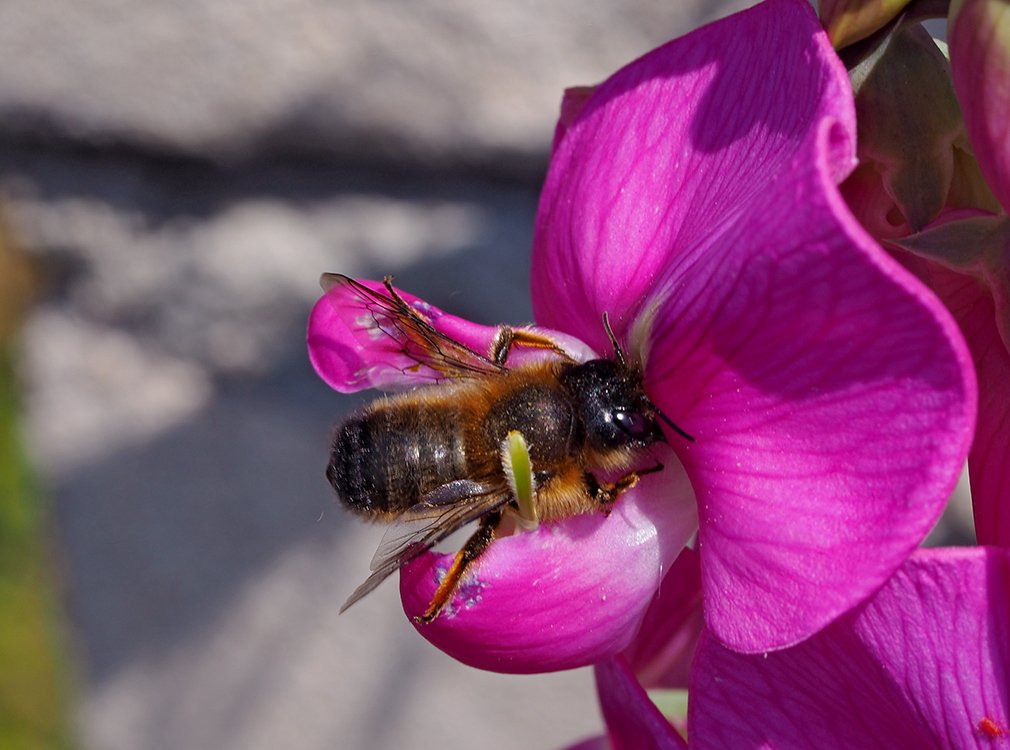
<box><xmin>0</xmin><ymin>216</ymin><xmax>73</xmax><ymax>749</ymax></box>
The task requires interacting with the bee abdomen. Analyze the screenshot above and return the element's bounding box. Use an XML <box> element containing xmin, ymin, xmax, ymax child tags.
<box><xmin>328</xmin><ymin>404</ymin><xmax>466</xmax><ymax>516</ymax></box>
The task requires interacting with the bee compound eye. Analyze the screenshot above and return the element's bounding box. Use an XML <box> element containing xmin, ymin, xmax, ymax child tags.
<box><xmin>613</xmin><ymin>410</ymin><xmax>651</xmax><ymax>438</ymax></box>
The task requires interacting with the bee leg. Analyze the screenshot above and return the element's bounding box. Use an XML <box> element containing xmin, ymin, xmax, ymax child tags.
<box><xmin>416</xmin><ymin>510</ymin><xmax>503</xmax><ymax>624</ymax></box>
<box><xmin>586</xmin><ymin>462</ymin><xmax>665</xmax><ymax>514</ymax></box>
<box><xmin>489</xmin><ymin>326</ymin><xmax>572</xmax><ymax>366</ymax></box>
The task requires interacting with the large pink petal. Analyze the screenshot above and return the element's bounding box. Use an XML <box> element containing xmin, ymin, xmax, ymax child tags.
<box><xmin>531</xmin><ymin>0</ymin><xmax>856</xmax><ymax>356</ymax></box>
<box><xmin>640</xmin><ymin>117</ymin><xmax>976</xmax><ymax>651</ymax></box>
<box><xmin>399</xmin><ymin>450</ymin><xmax>697</xmax><ymax>673</ymax></box>
<box><xmin>593</xmin><ymin>657</ymin><xmax>687</xmax><ymax>750</ymax></box>
<box><xmin>930</xmin><ymin>265</ymin><xmax>1010</xmax><ymax>546</ymax></box>
<box><xmin>689</xmin><ymin>547</ymin><xmax>1010</xmax><ymax>749</ymax></box>
<box><xmin>534</xmin><ymin>0</ymin><xmax>974</xmax><ymax>652</ymax></box>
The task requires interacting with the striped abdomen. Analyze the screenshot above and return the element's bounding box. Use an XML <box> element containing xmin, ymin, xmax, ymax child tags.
<box><xmin>327</xmin><ymin>397</ymin><xmax>469</xmax><ymax>517</ymax></box>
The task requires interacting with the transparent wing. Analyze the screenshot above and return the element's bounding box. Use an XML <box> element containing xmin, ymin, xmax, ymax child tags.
<box><xmin>339</xmin><ymin>481</ymin><xmax>511</xmax><ymax>613</ymax></box>
<box><xmin>368</xmin><ymin>480</ymin><xmax>489</xmax><ymax>568</ymax></box>
<box><xmin>322</xmin><ymin>273</ymin><xmax>505</xmax><ymax>380</ymax></box>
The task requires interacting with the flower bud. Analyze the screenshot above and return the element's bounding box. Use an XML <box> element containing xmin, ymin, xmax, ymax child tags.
<box><xmin>821</xmin><ymin>0</ymin><xmax>914</xmax><ymax>48</ymax></box>
<box><xmin>891</xmin><ymin>213</ymin><xmax>1010</xmax><ymax>351</ymax></box>
<box><xmin>949</xmin><ymin>0</ymin><xmax>1010</xmax><ymax>212</ymax></box>
<box><xmin>848</xmin><ymin>24</ymin><xmax>964</xmax><ymax>230</ymax></box>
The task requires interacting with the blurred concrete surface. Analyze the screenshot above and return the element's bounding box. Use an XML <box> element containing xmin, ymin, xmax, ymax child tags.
<box><xmin>0</xmin><ymin>2</ymin><xmax>761</xmax><ymax>749</ymax></box>
<box><xmin>0</xmin><ymin>0</ymin><xmax>743</xmax><ymax>173</ymax></box>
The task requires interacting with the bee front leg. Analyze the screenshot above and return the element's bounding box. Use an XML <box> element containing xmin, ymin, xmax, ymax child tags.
<box><xmin>416</xmin><ymin>510</ymin><xmax>502</xmax><ymax>624</ymax></box>
<box><xmin>488</xmin><ymin>326</ymin><xmax>572</xmax><ymax>367</ymax></box>
<box><xmin>586</xmin><ymin>462</ymin><xmax>665</xmax><ymax>513</ymax></box>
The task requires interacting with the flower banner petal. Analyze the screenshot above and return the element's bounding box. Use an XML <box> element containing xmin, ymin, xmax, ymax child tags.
<box><xmin>640</xmin><ymin>115</ymin><xmax>975</xmax><ymax>651</ymax></box>
<box><xmin>399</xmin><ymin>451</ymin><xmax>698</xmax><ymax>673</ymax></box>
<box><xmin>531</xmin><ymin>0</ymin><xmax>856</xmax><ymax>356</ymax></box>
<box><xmin>535</xmin><ymin>0</ymin><xmax>975</xmax><ymax>651</ymax></box>
<box><xmin>689</xmin><ymin>547</ymin><xmax>1010</xmax><ymax>749</ymax></box>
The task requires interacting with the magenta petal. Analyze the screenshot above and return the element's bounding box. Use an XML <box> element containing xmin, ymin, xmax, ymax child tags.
<box><xmin>307</xmin><ymin>277</ymin><xmax>593</xmax><ymax>392</ymax></box>
<box><xmin>306</xmin><ymin>278</ymin><xmax>497</xmax><ymax>391</ymax></box>
<box><xmin>552</xmin><ymin>86</ymin><xmax>597</xmax><ymax>154</ymax></box>
<box><xmin>533</xmin><ymin>0</ymin><xmax>973</xmax><ymax>652</ymax></box>
<box><xmin>594</xmin><ymin>657</ymin><xmax>687</xmax><ymax>750</ymax></box>
<box><xmin>531</xmin><ymin>0</ymin><xmax>856</xmax><ymax>354</ymax></box>
<box><xmin>689</xmin><ymin>547</ymin><xmax>1010</xmax><ymax>749</ymax></box>
<box><xmin>398</xmin><ymin>450</ymin><xmax>697</xmax><ymax>673</ymax></box>
<box><xmin>623</xmin><ymin>71</ymin><xmax>975</xmax><ymax>652</ymax></box>
<box><xmin>930</xmin><ymin>265</ymin><xmax>1010</xmax><ymax>546</ymax></box>
<box><xmin>642</xmin><ymin>143</ymin><xmax>975</xmax><ymax>651</ymax></box>
<box><xmin>621</xmin><ymin>547</ymin><xmax>703</xmax><ymax>690</ymax></box>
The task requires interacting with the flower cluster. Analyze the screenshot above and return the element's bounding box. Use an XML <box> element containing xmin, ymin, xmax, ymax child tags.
<box><xmin>309</xmin><ymin>0</ymin><xmax>1009</xmax><ymax>745</ymax></box>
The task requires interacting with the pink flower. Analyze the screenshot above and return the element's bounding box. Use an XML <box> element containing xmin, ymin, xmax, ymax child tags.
<box><xmin>578</xmin><ymin>548</ymin><xmax>1010</xmax><ymax>749</ymax></box>
<box><xmin>865</xmin><ymin>2</ymin><xmax>1010</xmax><ymax>546</ymax></box>
<box><xmin>689</xmin><ymin>546</ymin><xmax>1010</xmax><ymax>749</ymax></box>
<box><xmin>890</xmin><ymin>225</ymin><xmax>1010</xmax><ymax>547</ymax></box>
<box><xmin>585</xmin><ymin>656</ymin><xmax>688</xmax><ymax>750</ymax></box>
<box><xmin>929</xmin><ymin>0</ymin><xmax>1010</xmax><ymax>547</ymax></box>
<box><xmin>308</xmin><ymin>0</ymin><xmax>974</xmax><ymax>671</ymax></box>
<box><xmin>929</xmin><ymin>257</ymin><xmax>1010</xmax><ymax>546</ymax></box>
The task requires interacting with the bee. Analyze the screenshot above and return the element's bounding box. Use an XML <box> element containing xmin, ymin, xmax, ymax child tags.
<box><xmin>324</xmin><ymin>274</ymin><xmax>693</xmax><ymax>622</ymax></box>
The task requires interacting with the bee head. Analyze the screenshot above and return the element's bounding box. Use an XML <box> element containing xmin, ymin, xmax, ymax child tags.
<box><xmin>560</xmin><ymin>359</ymin><xmax>666</xmax><ymax>451</ymax></box>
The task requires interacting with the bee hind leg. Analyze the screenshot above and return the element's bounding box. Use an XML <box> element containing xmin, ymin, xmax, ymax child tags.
<box><xmin>416</xmin><ymin>510</ymin><xmax>502</xmax><ymax>624</ymax></box>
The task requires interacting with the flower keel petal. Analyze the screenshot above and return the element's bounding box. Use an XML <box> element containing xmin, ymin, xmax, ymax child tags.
<box><xmin>399</xmin><ymin>451</ymin><xmax>697</xmax><ymax>673</ymax></box>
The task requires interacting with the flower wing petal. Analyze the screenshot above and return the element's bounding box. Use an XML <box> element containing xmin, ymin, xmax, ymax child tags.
<box><xmin>308</xmin><ymin>277</ymin><xmax>593</xmax><ymax>392</ymax></box>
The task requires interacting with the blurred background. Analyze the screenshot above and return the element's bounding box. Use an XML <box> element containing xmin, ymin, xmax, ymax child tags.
<box><xmin>0</xmin><ymin>2</ymin><xmax>779</xmax><ymax>749</ymax></box>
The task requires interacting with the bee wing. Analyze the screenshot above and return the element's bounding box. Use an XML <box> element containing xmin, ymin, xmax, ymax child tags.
<box><xmin>322</xmin><ymin>273</ymin><xmax>505</xmax><ymax>380</ymax></box>
<box><xmin>339</xmin><ymin>480</ymin><xmax>511</xmax><ymax>614</ymax></box>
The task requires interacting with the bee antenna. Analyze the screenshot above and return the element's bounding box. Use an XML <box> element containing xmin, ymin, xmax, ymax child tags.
<box><xmin>603</xmin><ymin>312</ymin><xmax>693</xmax><ymax>442</ymax></box>
<box><xmin>652</xmin><ymin>402</ymin><xmax>695</xmax><ymax>442</ymax></box>
<box><xmin>602</xmin><ymin>313</ymin><xmax>627</xmax><ymax>367</ymax></box>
